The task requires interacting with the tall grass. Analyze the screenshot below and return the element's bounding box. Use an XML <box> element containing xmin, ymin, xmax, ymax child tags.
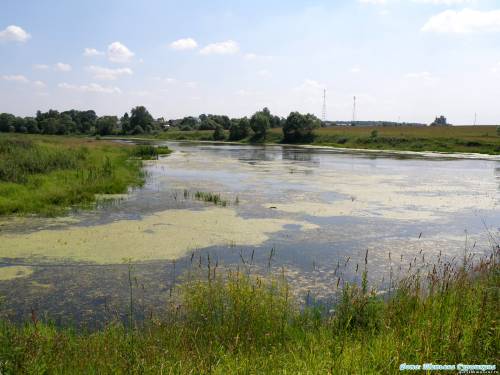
<box><xmin>129</xmin><ymin>145</ymin><xmax>171</xmax><ymax>160</ymax></box>
<box><xmin>0</xmin><ymin>135</ymin><xmax>147</xmax><ymax>215</ymax></box>
<box><xmin>0</xmin><ymin>245</ymin><xmax>497</xmax><ymax>373</ymax></box>
<box><xmin>182</xmin><ymin>189</ymin><xmax>230</xmax><ymax>206</ymax></box>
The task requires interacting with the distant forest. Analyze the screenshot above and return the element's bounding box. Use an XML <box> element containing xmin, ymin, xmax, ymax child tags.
<box><xmin>0</xmin><ymin>106</ymin><xmax>434</xmax><ymax>143</ymax></box>
<box><xmin>0</xmin><ymin>106</ymin><xmax>326</xmax><ymax>142</ymax></box>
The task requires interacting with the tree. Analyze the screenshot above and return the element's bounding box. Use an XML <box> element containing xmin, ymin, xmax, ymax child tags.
<box><xmin>12</xmin><ymin>117</ymin><xmax>26</xmax><ymax>133</ymax></box>
<box><xmin>213</xmin><ymin>125</ymin><xmax>226</xmax><ymax>140</ymax></box>
<box><xmin>0</xmin><ymin>113</ymin><xmax>15</xmax><ymax>132</ymax></box>
<box><xmin>96</xmin><ymin>116</ymin><xmax>118</xmax><ymax>136</ymax></box>
<box><xmin>58</xmin><ymin>114</ymin><xmax>76</xmax><ymax>135</ymax></box>
<box><xmin>132</xmin><ymin>125</ymin><xmax>145</xmax><ymax>135</ymax></box>
<box><xmin>130</xmin><ymin>106</ymin><xmax>153</xmax><ymax>132</ymax></box>
<box><xmin>179</xmin><ymin>116</ymin><xmax>198</xmax><ymax>130</ymax></box>
<box><xmin>250</xmin><ymin>111</ymin><xmax>270</xmax><ymax>140</ymax></box>
<box><xmin>120</xmin><ymin>113</ymin><xmax>131</xmax><ymax>134</ymax></box>
<box><xmin>229</xmin><ymin>118</ymin><xmax>250</xmax><ymax>141</ymax></box>
<box><xmin>199</xmin><ymin>118</ymin><xmax>218</xmax><ymax>130</ymax></box>
<box><xmin>25</xmin><ymin>118</ymin><xmax>40</xmax><ymax>133</ymax></box>
<box><xmin>283</xmin><ymin>112</ymin><xmax>320</xmax><ymax>143</ymax></box>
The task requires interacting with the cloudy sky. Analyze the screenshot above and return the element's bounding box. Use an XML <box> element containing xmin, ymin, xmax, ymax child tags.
<box><xmin>1</xmin><ymin>0</ymin><xmax>499</xmax><ymax>124</ymax></box>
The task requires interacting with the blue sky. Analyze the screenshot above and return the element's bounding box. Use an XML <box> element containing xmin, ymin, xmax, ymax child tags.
<box><xmin>1</xmin><ymin>0</ymin><xmax>499</xmax><ymax>124</ymax></box>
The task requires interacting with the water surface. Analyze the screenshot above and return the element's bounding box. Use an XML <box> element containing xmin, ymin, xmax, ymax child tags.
<box><xmin>0</xmin><ymin>142</ymin><xmax>498</xmax><ymax>325</ymax></box>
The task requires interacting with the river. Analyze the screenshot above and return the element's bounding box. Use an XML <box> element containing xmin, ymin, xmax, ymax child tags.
<box><xmin>0</xmin><ymin>141</ymin><xmax>498</xmax><ymax>326</ymax></box>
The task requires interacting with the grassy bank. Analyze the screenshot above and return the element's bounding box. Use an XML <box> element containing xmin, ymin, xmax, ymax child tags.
<box><xmin>0</xmin><ymin>248</ymin><xmax>497</xmax><ymax>374</ymax></box>
<box><xmin>0</xmin><ymin>135</ymin><xmax>169</xmax><ymax>216</ymax></box>
<box><xmin>152</xmin><ymin>125</ymin><xmax>500</xmax><ymax>155</ymax></box>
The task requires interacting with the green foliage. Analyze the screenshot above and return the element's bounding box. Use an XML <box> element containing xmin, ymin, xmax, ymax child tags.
<box><xmin>193</xmin><ymin>191</ymin><xmax>228</xmax><ymax>206</ymax></box>
<box><xmin>212</xmin><ymin>125</ymin><xmax>226</xmax><ymax>141</ymax></box>
<box><xmin>283</xmin><ymin>112</ymin><xmax>321</xmax><ymax>143</ymax></box>
<box><xmin>229</xmin><ymin>118</ymin><xmax>250</xmax><ymax>141</ymax></box>
<box><xmin>96</xmin><ymin>116</ymin><xmax>118</xmax><ymax>136</ymax></box>
<box><xmin>129</xmin><ymin>145</ymin><xmax>171</xmax><ymax>160</ymax></box>
<box><xmin>130</xmin><ymin>106</ymin><xmax>154</xmax><ymax>133</ymax></box>
<box><xmin>0</xmin><ymin>134</ymin><xmax>145</xmax><ymax>215</ymax></box>
<box><xmin>0</xmin><ymin>249</ymin><xmax>497</xmax><ymax>373</ymax></box>
<box><xmin>250</xmin><ymin>110</ymin><xmax>270</xmax><ymax>140</ymax></box>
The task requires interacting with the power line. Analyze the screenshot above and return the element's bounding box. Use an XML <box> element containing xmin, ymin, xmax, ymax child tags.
<box><xmin>352</xmin><ymin>96</ymin><xmax>357</xmax><ymax>125</ymax></box>
<box><xmin>322</xmin><ymin>89</ymin><xmax>327</xmax><ymax>122</ymax></box>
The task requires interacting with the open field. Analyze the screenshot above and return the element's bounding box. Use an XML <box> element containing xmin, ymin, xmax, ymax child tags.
<box><xmin>152</xmin><ymin>126</ymin><xmax>500</xmax><ymax>154</ymax></box>
<box><xmin>0</xmin><ymin>134</ymin><xmax>162</xmax><ymax>216</ymax></box>
<box><xmin>0</xmin><ymin>248</ymin><xmax>497</xmax><ymax>374</ymax></box>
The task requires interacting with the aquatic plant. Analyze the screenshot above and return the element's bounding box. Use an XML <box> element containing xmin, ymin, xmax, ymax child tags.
<box><xmin>129</xmin><ymin>145</ymin><xmax>171</xmax><ymax>160</ymax></box>
<box><xmin>0</xmin><ymin>244</ymin><xmax>497</xmax><ymax>373</ymax></box>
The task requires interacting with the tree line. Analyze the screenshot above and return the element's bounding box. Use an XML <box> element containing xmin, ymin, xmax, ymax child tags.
<box><xmin>0</xmin><ymin>106</ymin><xmax>322</xmax><ymax>142</ymax></box>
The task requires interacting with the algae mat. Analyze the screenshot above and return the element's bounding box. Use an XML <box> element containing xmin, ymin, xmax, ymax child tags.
<box><xmin>0</xmin><ymin>266</ymin><xmax>33</xmax><ymax>281</ymax></box>
<box><xmin>0</xmin><ymin>207</ymin><xmax>318</xmax><ymax>264</ymax></box>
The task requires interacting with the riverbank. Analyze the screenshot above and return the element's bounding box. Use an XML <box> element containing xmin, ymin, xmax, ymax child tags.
<box><xmin>149</xmin><ymin>125</ymin><xmax>500</xmax><ymax>155</ymax></box>
<box><xmin>0</xmin><ymin>134</ymin><xmax>170</xmax><ymax>216</ymax></box>
<box><xmin>0</xmin><ymin>247</ymin><xmax>497</xmax><ymax>374</ymax></box>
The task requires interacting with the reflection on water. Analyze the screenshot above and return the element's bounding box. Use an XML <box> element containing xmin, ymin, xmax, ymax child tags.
<box><xmin>0</xmin><ymin>142</ymin><xmax>498</xmax><ymax>326</ymax></box>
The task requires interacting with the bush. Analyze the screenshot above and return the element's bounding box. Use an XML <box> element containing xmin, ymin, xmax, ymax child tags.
<box><xmin>250</xmin><ymin>112</ymin><xmax>270</xmax><ymax>140</ymax></box>
<box><xmin>228</xmin><ymin>118</ymin><xmax>250</xmax><ymax>141</ymax></box>
<box><xmin>212</xmin><ymin>125</ymin><xmax>226</xmax><ymax>141</ymax></box>
<box><xmin>283</xmin><ymin>112</ymin><xmax>320</xmax><ymax>143</ymax></box>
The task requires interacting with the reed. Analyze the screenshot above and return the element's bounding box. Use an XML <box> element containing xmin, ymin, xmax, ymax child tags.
<box><xmin>0</xmin><ymin>134</ymin><xmax>146</xmax><ymax>215</ymax></box>
<box><xmin>0</xmin><ymin>244</ymin><xmax>497</xmax><ymax>373</ymax></box>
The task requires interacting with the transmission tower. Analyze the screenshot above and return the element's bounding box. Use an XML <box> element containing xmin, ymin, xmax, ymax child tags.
<box><xmin>474</xmin><ymin>112</ymin><xmax>477</xmax><ymax>126</ymax></box>
<box><xmin>322</xmin><ymin>89</ymin><xmax>327</xmax><ymax>122</ymax></box>
<box><xmin>352</xmin><ymin>96</ymin><xmax>357</xmax><ymax>125</ymax></box>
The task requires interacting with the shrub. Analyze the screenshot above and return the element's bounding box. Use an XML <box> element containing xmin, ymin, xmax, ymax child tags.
<box><xmin>212</xmin><ymin>125</ymin><xmax>226</xmax><ymax>141</ymax></box>
<box><xmin>283</xmin><ymin>112</ymin><xmax>320</xmax><ymax>143</ymax></box>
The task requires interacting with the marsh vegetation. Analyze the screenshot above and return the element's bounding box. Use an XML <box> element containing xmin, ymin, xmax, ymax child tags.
<box><xmin>0</xmin><ymin>135</ymin><xmax>170</xmax><ymax>215</ymax></box>
<box><xmin>0</xmin><ymin>246</ymin><xmax>497</xmax><ymax>374</ymax></box>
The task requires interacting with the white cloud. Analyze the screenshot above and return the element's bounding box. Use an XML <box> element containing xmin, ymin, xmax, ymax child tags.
<box><xmin>243</xmin><ymin>53</ymin><xmax>274</xmax><ymax>61</ymax></box>
<box><xmin>55</xmin><ymin>62</ymin><xmax>72</xmax><ymax>72</ymax></box>
<box><xmin>257</xmin><ymin>69</ymin><xmax>272</xmax><ymax>78</ymax></box>
<box><xmin>294</xmin><ymin>79</ymin><xmax>324</xmax><ymax>91</ymax></box>
<box><xmin>414</xmin><ymin>0</ymin><xmax>473</xmax><ymax>4</ymax></box>
<box><xmin>83</xmin><ymin>48</ymin><xmax>104</xmax><ymax>57</ymax></box>
<box><xmin>350</xmin><ymin>66</ymin><xmax>362</xmax><ymax>73</ymax></box>
<box><xmin>360</xmin><ymin>0</ymin><xmax>472</xmax><ymax>4</ymax></box>
<box><xmin>33</xmin><ymin>80</ymin><xmax>46</xmax><ymax>88</ymax></box>
<box><xmin>185</xmin><ymin>81</ymin><xmax>198</xmax><ymax>88</ymax></box>
<box><xmin>0</xmin><ymin>25</ymin><xmax>31</xmax><ymax>43</ymax></box>
<box><xmin>200</xmin><ymin>40</ymin><xmax>239</xmax><ymax>55</ymax></box>
<box><xmin>107</xmin><ymin>41</ymin><xmax>134</xmax><ymax>63</ymax></box>
<box><xmin>33</xmin><ymin>64</ymin><xmax>50</xmax><ymax>70</ymax></box>
<box><xmin>422</xmin><ymin>9</ymin><xmax>500</xmax><ymax>33</ymax></box>
<box><xmin>170</xmin><ymin>38</ymin><xmax>198</xmax><ymax>50</ymax></box>
<box><xmin>86</xmin><ymin>65</ymin><xmax>133</xmax><ymax>80</ymax></box>
<box><xmin>492</xmin><ymin>62</ymin><xmax>500</xmax><ymax>73</ymax></box>
<box><xmin>358</xmin><ymin>0</ymin><xmax>388</xmax><ymax>4</ymax></box>
<box><xmin>405</xmin><ymin>71</ymin><xmax>433</xmax><ymax>79</ymax></box>
<box><xmin>58</xmin><ymin>82</ymin><xmax>121</xmax><ymax>94</ymax></box>
<box><xmin>236</xmin><ymin>89</ymin><xmax>263</xmax><ymax>97</ymax></box>
<box><xmin>2</xmin><ymin>75</ymin><xmax>46</xmax><ymax>88</ymax></box>
<box><xmin>2</xmin><ymin>74</ymin><xmax>29</xmax><ymax>83</ymax></box>
<box><xmin>405</xmin><ymin>71</ymin><xmax>439</xmax><ymax>85</ymax></box>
